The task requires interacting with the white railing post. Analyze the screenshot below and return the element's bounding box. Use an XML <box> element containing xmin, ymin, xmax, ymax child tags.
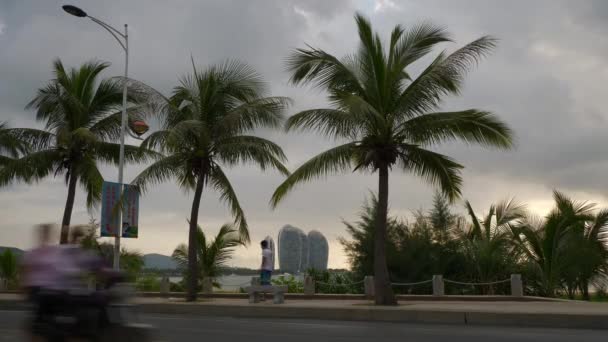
<box><xmin>510</xmin><ymin>274</ymin><xmax>523</xmax><ymax>297</ymax></box>
<box><xmin>304</xmin><ymin>275</ymin><xmax>315</xmax><ymax>295</ymax></box>
<box><xmin>432</xmin><ymin>275</ymin><xmax>444</xmax><ymax>296</ymax></box>
<box><xmin>159</xmin><ymin>276</ymin><xmax>170</xmax><ymax>295</ymax></box>
<box><xmin>202</xmin><ymin>277</ymin><xmax>213</xmax><ymax>294</ymax></box>
<box><xmin>364</xmin><ymin>276</ymin><xmax>375</xmax><ymax>299</ymax></box>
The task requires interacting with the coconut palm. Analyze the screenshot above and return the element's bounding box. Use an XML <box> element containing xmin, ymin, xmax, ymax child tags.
<box><xmin>271</xmin><ymin>13</ymin><xmax>514</xmax><ymax>304</ymax></box>
<box><xmin>512</xmin><ymin>191</ymin><xmax>597</xmax><ymax>297</ymax></box>
<box><xmin>0</xmin><ymin>59</ymin><xmax>153</xmax><ymax>243</ymax></box>
<box><xmin>172</xmin><ymin>223</ymin><xmax>243</xmax><ymax>289</ymax></box>
<box><xmin>560</xmin><ymin>208</ymin><xmax>608</xmax><ymax>299</ymax></box>
<box><xmin>459</xmin><ymin>199</ymin><xmax>525</xmax><ymax>293</ymax></box>
<box><xmin>131</xmin><ymin>60</ymin><xmax>290</xmax><ymax>301</ymax></box>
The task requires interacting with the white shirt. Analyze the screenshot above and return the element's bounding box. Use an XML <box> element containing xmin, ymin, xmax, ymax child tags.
<box><xmin>261</xmin><ymin>248</ymin><xmax>274</xmax><ymax>271</ymax></box>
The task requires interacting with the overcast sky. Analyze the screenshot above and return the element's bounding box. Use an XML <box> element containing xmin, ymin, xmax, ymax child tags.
<box><xmin>1</xmin><ymin>0</ymin><xmax>608</xmax><ymax>268</ymax></box>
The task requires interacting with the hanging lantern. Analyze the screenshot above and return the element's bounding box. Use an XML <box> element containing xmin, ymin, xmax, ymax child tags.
<box><xmin>130</xmin><ymin>120</ymin><xmax>149</xmax><ymax>137</ymax></box>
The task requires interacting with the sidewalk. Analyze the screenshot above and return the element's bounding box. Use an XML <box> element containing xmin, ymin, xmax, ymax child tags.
<box><xmin>2</xmin><ymin>294</ymin><xmax>607</xmax><ymax>330</ymax></box>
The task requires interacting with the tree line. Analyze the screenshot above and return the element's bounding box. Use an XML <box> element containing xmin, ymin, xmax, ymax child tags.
<box><xmin>341</xmin><ymin>192</ymin><xmax>608</xmax><ymax>300</ymax></box>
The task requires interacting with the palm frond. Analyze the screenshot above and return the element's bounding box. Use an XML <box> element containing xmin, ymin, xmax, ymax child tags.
<box><xmin>285</xmin><ymin>108</ymin><xmax>361</xmax><ymax>140</ymax></box>
<box><xmin>465</xmin><ymin>200</ymin><xmax>483</xmax><ymax>239</ymax></box>
<box><xmin>398</xmin><ymin>145</ymin><xmax>463</xmax><ymax>201</ymax></box>
<box><xmin>75</xmin><ymin>156</ymin><xmax>103</xmax><ymax>209</ymax></box>
<box><xmin>389</xmin><ymin>22</ymin><xmax>451</xmax><ymax>72</ymax></box>
<box><xmin>494</xmin><ymin>198</ymin><xmax>526</xmax><ymax>228</ymax></box>
<box><xmin>270</xmin><ymin>142</ymin><xmax>357</xmax><ymax>208</ymax></box>
<box><xmin>215</xmin><ymin>135</ymin><xmax>289</xmax><ymax>176</ymax></box>
<box><xmin>398</xmin><ymin>109</ymin><xmax>513</xmax><ymax>149</ymax></box>
<box><xmin>218</xmin><ymin>96</ymin><xmax>290</xmax><ymax>135</ymax></box>
<box><xmin>4</xmin><ymin>128</ymin><xmax>55</xmax><ymax>152</ymax></box>
<box><xmin>94</xmin><ymin>142</ymin><xmax>160</xmax><ymax>166</ymax></box>
<box><xmin>209</xmin><ymin>165</ymin><xmax>249</xmax><ymax>242</ymax></box>
<box><xmin>396</xmin><ymin>36</ymin><xmax>497</xmax><ymax>117</ymax></box>
<box><xmin>286</xmin><ymin>44</ymin><xmax>364</xmax><ymax>94</ymax></box>
<box><xmin>131</xmin><ymin>154</ymin><xmax>186</xmax><ymax>192</ymax></box>
<box><xmin>0</xmin><ymin>149</ymin><xmax>60</xmax><ymax>186</ymax></box>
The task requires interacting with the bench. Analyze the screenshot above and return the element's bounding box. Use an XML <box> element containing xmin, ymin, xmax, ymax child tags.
<box><xmin>245</xmin><ymin>285</ymin><xmax>288</xmax><ymax>304</ymax></box>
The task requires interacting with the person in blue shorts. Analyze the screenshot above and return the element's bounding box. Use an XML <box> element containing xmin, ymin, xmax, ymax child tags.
<box><xmin>260</xmin><ymin>240</ymin><xmax>273</xmax><ymax>285</ymax></box>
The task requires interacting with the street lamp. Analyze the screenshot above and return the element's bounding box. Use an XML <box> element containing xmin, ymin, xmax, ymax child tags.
<box><xmin>63</xmin><ymin>4</ymin><xmax>129</xmax><ymax>270</ymax></box>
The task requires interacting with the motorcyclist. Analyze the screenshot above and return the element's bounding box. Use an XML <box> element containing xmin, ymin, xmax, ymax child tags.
<box><xmin>21</xmin><ymin>224</ymin><xmax>61</xmax><ymax>327</ymax></box>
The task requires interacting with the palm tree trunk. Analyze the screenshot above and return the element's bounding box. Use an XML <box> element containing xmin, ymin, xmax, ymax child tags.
<box><xmin>374</xmin><ymin>164</ymin><xmax>396</xmax><ymax>305</ymax></box>
<box><xmin>186</xmin><ymin>178</ymin><xmax>204</xmax><ymax>302</ymax></box>
<box><xmin>60</xmin><ymin>172</ymin><xmax>78</xmax><ymax>244</ymax></box>
<box><xmin>582</xmin><ymin>281</ymin><xmax>590</xmax><ymax>301</ymax></box>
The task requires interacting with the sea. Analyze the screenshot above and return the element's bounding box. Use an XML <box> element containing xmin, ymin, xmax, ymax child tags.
<box><xmin>169</xmin><ymin>273</ymin><xmax>303</xmax><ymax>292</ymax></box>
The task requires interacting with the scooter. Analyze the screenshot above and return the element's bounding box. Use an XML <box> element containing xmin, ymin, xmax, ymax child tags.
<box><xmin>28</xmin><ymin>278</ymin><xmax>155</xmax><ymax>341</ymax></box>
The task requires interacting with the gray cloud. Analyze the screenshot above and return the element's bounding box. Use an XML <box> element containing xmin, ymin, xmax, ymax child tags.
<box><xmin>2</xmin><ymin>0</ymin><xmax>608</xmax><ymax>268</ymax></box>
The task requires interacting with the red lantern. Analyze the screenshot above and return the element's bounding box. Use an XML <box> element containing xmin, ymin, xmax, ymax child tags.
<box><xmin>130</xmin><ymin>120</ymin><xmax>149</xmax><ymax>137</ymax></box>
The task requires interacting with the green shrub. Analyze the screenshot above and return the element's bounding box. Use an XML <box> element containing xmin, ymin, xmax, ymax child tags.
<box><xmin>272</xmin><ymin>275</ymin><xmax>303</xmax><ymax>293</ymax></box>
<box><xmin>136</xmin><ymin>274</ymin><xmax>160</xmax><ymax>292</ymax></box>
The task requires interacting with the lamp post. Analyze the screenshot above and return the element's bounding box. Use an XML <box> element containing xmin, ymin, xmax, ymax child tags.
<box><xmin>62</xmin><ymin>5</ymin><xmax>128</xmax><ymax>270</ymax></box>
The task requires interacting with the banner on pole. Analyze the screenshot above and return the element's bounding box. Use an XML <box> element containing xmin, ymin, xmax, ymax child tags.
<box><xmin>100</xmin><ymin>181</ymin><xmax>121</xmax><ymax>237</ymax></box>
<box><xmin>121</xmin><ymin>184</ymin><xmax>139</xmax><ymax>238</ymax></box>
<box><xmin>100</xmin><ymin>182</ymin><xmax>140</xmax><ymax>238</ymax></box>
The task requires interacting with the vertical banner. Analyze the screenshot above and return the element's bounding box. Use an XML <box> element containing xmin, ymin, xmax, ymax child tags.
<box><xmin>100</xmin><ymin>181</ymin><xmax>121</xmax><ymax>237</ymax></box>
<box><xmin>121</xmin><ymin>184</ymin><xmax>139</xmax><ymax>238</ymax></box>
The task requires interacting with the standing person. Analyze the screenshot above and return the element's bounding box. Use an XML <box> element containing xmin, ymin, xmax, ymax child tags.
<box><xmin>260</xmin><ymin>240</ymin><xmax>274</xmax><ymax>285</ymax></box>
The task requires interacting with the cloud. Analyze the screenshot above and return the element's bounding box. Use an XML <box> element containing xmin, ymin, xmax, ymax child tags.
<box><xmin>2</xmin><ymin>0</ymin><xmax>608</xmax><ymax>269</ymax></box>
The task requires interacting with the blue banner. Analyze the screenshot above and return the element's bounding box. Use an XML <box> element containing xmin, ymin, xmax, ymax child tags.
<box><xmin>121</xmin><ymin>184</ymin><xmax>139</xmax><ymax>238</ymax></box>
<box><xmin>100</xmin><ymin>181</ymin><xmax>121</xmax><ymax>237</ymax></box>
<box><xmin>100</xmin><ymin>182</ymin><xmax>140</xmax><ymax>238</ymax></box>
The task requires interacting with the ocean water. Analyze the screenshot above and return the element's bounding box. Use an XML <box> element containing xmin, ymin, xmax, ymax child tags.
<box><xmin>168</xmin><ymin>273</ymin><xmax>303</xmax><ymax>292</ymax></box>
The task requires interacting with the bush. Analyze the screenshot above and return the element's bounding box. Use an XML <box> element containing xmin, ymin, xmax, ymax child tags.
<box><xmin>0</xmin><ymin>250</ymin><xmax>18</xmax><ymax>290</ymax></box>
<box><xmin>272</xmin><ymin>275</ymin><xmax>303</xmax><ymax>293</ymax></box>
<box><xmin>136</xmin><ymin>274</ymin><xmax>160</xmax><ymax>292</ymax></box>
<box><xmin>308</xmin><ymin>269</ymin><xmax>362</xmax><ymax>294</ymax></box>
<box><xmin>594</xmin><ymin>284</ymin><xmax>607</xmax><ymax>301</ymax></box>
<box><xmin>170</xmin><ymin>281</ymin><xmax>185</xmax><ymax>292</ymax></box>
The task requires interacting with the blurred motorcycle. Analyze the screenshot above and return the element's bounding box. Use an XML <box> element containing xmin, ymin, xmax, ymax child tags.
<box><xmin>27</xmin><ymin>274</ymin><xmax>155</xmax><ymax>342</ymax></box>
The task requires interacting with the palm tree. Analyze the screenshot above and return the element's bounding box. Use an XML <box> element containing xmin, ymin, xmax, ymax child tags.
<box><xmin>270</xmin><ymin>13</ymin><xmax>514</xmax><ymax>304</ymax></box>
<box><xmin>512</xmin><ymin>191</ymin><xmax>597</xmax><ymax>297</ymax></box>
<box><xmin>172</xmin><ymin>223</ymin><xmax>243</xmax><ymax>289</ymax></box>
<box><xmin>559</xmin><ymin>208</ymin><xmax>608</xmax><ymax>299</ymax></box>
<box><xmin>131</xmin><ymin>60</ymin><xmax>290</xmax><ymax>301</ymax></box>
<box><xmin>0</xmin><ymin>59</ymin><xmax>153</xmax><ymax>243</ymax></box>
<box><xmin>459</xmin><ymin>199</ymin><xmax>525</xmax><ymax>293</ymax></box>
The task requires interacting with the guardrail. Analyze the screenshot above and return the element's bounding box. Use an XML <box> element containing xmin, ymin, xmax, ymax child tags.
<box><xmin>358</xmin><ymin>274</ymin><xmax>523</xmax><ymax>297</ymax></box>
<box><xmin>156</xmin><ymin>274</ymin><xmax>524</xmax><ymax>298</ymax></box>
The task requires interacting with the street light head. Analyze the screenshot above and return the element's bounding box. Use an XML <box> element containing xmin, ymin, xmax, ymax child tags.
<box><xmin>62</xmin><ymin>5</ymin><xmax>87</xmax><ymax>18</ymax></box>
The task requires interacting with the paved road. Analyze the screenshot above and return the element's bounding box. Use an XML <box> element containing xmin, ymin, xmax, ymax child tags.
<box><xmin>0</xmin><ymin>310</ymin><xmax>606</xmax><ymax>341</ymax></box>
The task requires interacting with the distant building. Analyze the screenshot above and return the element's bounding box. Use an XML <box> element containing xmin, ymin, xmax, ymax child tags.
<box><xmin>308</xmin><ymin>230</ymin><xmax>329</xmax><ymax>271</ymax></box>
<box><xmin>298</xmin><ymin>229</ymin><xmax>309</xmax><ymax>272</ymax></box>
<box><xmin>277</xmin><ymin>225</ymin><xmax>328</xmax><ymax>274</ymax></box>
<box><xmin>277</xmin><ymin>225</ymin><xmax>304</xmax><ymax>274</ymax></box>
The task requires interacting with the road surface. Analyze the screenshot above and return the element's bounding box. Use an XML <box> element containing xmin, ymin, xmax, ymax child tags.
<box><xmin>0</xmin><ymin>310</ymin><xmax>605</xmax><ymax>341</ymax></box>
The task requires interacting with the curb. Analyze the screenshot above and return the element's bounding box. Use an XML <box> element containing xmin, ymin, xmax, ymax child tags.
<box><xmin>136</xmin><ymin>302</ymin><xmax>608</xmax><ymax>330</ymax></box>
<box><xmin>1</xmin><ymin>299</ymin><xmax>606</xmax><ymax>330</ymax></box>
